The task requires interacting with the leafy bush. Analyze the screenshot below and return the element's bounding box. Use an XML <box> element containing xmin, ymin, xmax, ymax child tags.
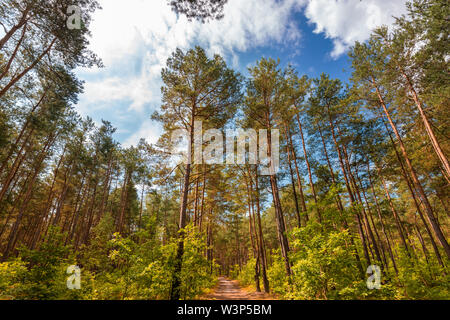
<box><xmin>238</xmin><ymin>257</ymin><xmax>257</xmax><ymax>287</ymax></box>
<box><xmin>0</xmin><ymin>224</ymin><xmax>216</xmax><ymax>300</ymax></box>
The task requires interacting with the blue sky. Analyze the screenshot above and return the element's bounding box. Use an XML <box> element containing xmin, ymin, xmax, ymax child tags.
<box><xmin>74</xmin><ymin>0</ymin><xmax>408</xmax><ymax>146</ymax></box>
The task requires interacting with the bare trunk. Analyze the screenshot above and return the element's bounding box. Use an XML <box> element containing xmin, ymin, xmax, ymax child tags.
<box><xmin>253</xmin><ymin>166</ymin><xmax>270</xmax><ymax>293</ymax></box>
<box><xmin>296</xmin><ymin>113</ymin><xmax>321</xmax><ymax>222</ymax></box>
<box><xmin>287</xmin><ymin>126</ymin><xmax>308</xmax><ymax>222</ymax></box>
<box><xmin>367</xmin><ymin>165</ymin><xmax>398</xmax><ymax>274</ymax></box>
<box><xmin>283</xmin><ymin>124</ymin><xmax>301</xmax><ymax>227</ymax></box>
<box><xmin>373</xmin><ymin>81</ymin><xmax>450</xmax><ymax>259</ymax></box>
<box><xmin>380</xmin><ymin>114</ymin><xmax>445</xmax><ymax>267</ymax></box>
<box><xmin>170</xmin><ymin>108</ymin><xmax>195</xmax><ymax>300</ymax></box>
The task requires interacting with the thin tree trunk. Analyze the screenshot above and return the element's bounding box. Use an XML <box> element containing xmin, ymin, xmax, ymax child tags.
<box><xmin>138</xmin><ymin>182</ymin><xmax>145</xmax><ymax>230</ymax></box>
<box><xmin>283</xmin><ymin>124</ymin><xmax>301</xmax><ymax>227</ymax></box>
<box><xmin>171</xmin><ymin>109</ymin><xmax>195</xmax><ymax>300</ymax></box>
<box><xmin>367</xmin><ymin>165</ymin><xmax>398</xmax><ymax>274</ymax></box>
<box><xmin>287</xmin><ymin>126</ymin><xmax>308</xmax><ymax>222</ymax></box>
<box><xmin>253</xmin><ymin>165</ymin><xmax>270</xmax><ymax>293</ymax></box>
<box><xmin>193</xmin><ymin>169</ymin><xmax>200</xmax><ymax>227</ymax></box>
<box><xmin>0</xmin><ymin>128</ymin><xmax>34</xmax><ymax>203</ymax></box>
<box><xmin>296</xmin><ymin>113</ymin><xmax>321</xmax><ymax>222</ymax></box>
<box><xmin>326</xmin><ymin>105</ymin><xmax>371</xmax><ymax>266</ymax></box>
<box><xmin>0</xmin><ymin>21</ymin><xmax>27</xmax><ymax>81</ymax></box>
<box><xmin>199</xmin><ymin>164</ymin><xmax>206</xmax><ymax>232</ymax></box>
<box><xmin>373</xmin><ymin>81</ymin><xmax>450</xmax><ymax>259</ymax></box>
<box><xmin>0</xmin><ymin>89</ymin><xmax>47</xmax><ymax>177</ymax></box>
<box><xmin>266</xmin><ymin>114</ymin><xmax>291</xmax><ymax>278</ymax></box>
<box><xmin>244</xmin><ymin>170</ymin><xmax>260</xmax><ymax>292</ymax></box>
<box><xmin>2</xmin><ymin>134</ymin><xmax>53</xmax><ymax>260</ymax></box>
<box><xmin>375</xmin><ymin>162</ymin><xmax>411</xmax><ymax>256</ymax></box>
<box><xmin>398</xmin><ymin>62</ymin><xmax>450</xmax><ymax>180</ymax></box>
<box><xmin>0</xmin><ymin>38</ymin><xmax>57</xmax><ymax>98</ymax></box>
<box><xmin>0</xmin><ymin>7</ymin><xmax>30</xmax><ymax>50</ymax></box>
<box><xmin>379</xmin><ymin>114</ymin><xmax>445</xmax><ymax>267</ymax></box>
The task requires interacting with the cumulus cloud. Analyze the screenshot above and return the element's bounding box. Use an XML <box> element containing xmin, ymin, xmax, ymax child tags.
<box><xmin>76</xmin><ymin>0</ymin><xmax>305</xmax><ymax>145</ymax></box>
<box><xmin>75</xmin><ymin>0</ymin><xmax>409</xmax><ymax>146</ymax></box>
<box><xmin>123</xmin><ymin>119</ymin><xmax>162</xmax><ymax>147</ymax></box>
<box><xmin>300</xmin><ymin>0</ymin><xmax>408</xmax><ymax>58</ymax></box>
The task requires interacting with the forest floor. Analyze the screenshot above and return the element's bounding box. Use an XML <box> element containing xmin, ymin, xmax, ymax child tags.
<box><xmin>202</xmin><ymin>277</ymin><xmax>275</xmax><ymax>300</ymax></box>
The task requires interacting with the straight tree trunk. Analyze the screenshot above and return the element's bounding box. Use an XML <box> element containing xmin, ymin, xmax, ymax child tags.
<box><xmin>0</xmin><ymin>89</ymin><xmax>47</xmax><ymax>177</ymax></box>
<box><xmin>379</xmin><ymin>114</ymin><xmax>445</xmax><ymax>267</ymax></box>
<box><xmin>244</xmin><ymin>170</ymin><xmax>260</xmax><ymax>292</ymax></box>
<box><xmin>171</xmin><ymin>109</ymin><xmax>195</xmax><ymax>300</ymax></box>
<box><xmin>395</xmin><ymin>58</ymin><xmax>450</xmax><ymax>180</ymax></box>
<box><xmin>367</xmin><ymin>166</ymin><xmax>398</xmax><ymax>274</ymax></box>
<box><xmin>253</xmin><ymin>165</ymin><xmax>270</xmax><ymax>293</ymax></box>
<box><xmin>2</xmin><ymin>134</ymin><xmax>53</xmax><ymax>260</ymax></box>
<box><xmin>0</xmin><ymin>6</ymin><xmax>30</xmax><ymax>50</ymax></box>
<box><xmin>286</xmin><ymin>126</ymin><xmax>308</xmax><ymax>222</ymax></box>
<box><xmin>296</xmin><ymin>113</ymin><xmax>321</xmax><ymax>222</ymax></box>
<box><xmin>373</xmin><ymin>81</ymin><xmax>450</xmax><ymax>259</ymax></box>
<box><xmin>266</xmin><ymin>114</ymin><xmax>291</xmax><ymax>278</ymax></box>
<box><xmin>375</xmin><ymin>163</ymin><xmax>411</xmax><ymax>256</ymax></box>
<box><xmin>283</xmin><ymin>125</ymin><xmax>301</xmax><ymax>227</ymax></box>
<box><xmin>326</xmin><ymin>105</ymin><xmax>371</xmax><ymax>266</ymax></box>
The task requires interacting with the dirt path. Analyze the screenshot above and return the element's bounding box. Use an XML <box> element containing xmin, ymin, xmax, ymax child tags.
<box><xmin>204</xmin><ymin>277</ymin><xmax>273</xmax><ymax>300</ymax></box>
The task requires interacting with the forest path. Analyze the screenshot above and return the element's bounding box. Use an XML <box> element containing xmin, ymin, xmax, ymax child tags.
<box><xmin>204</xmin><ymin>277</ymin><xmax>274</xmax><ymax>300</ymax></box>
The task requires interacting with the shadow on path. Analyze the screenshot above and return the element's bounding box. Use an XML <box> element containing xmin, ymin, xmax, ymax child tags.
<box><xmin>204</xmin><ymin>277</ymin><xmax>274</xmax><ymax>300</ymax></box>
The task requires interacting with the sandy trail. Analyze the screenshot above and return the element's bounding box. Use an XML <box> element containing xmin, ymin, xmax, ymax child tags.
<box><xmin>204</xmin><ymin>277</ymin><xmax>273</xmax><ymax>300</ymax></box>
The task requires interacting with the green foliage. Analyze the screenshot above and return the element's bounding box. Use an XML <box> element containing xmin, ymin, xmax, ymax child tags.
<box><xmin>0</xmin><ymin>225</ymin><xmax>216</xmax><ymax>300</ymax></box>
<box><xmin>394</xmin><ymin>250</ymin><xmax>450</xmax><ymax>300</ymax></box>
<box><xmin>179</xmin><ymin>226</ymin><xmax>217</xmax><ymax>299</ymax></box>
<box><xmin>237</xmin><ymin>257</ymin><xmax>257</xmax><ymax>287</ymax></box>
<box><xmin>0</xmin><ymin>258</ymin><xmax>28</xmax><ymax>299</ymax></box>
<box><xmin>0</xmin><ymin>227</ymin><xmax>93</xmax><ymax>300</ymax></box>
<box><xmin>0</xmin><ymin>0</ymin><xmax>448</xmax><ymax>302</ymax></box>
<box><xmin>229</xmin><ymin>265</ymin><xmax>240</xmax><ymax>280</ymax></box>
<box><xmin>248</xmin><ymin>224</ymin><xmax>397</xmax><ymax>300</ymax></box>
<box><xmin>266</xmin><ymin>250</ymin><xmax>291</xmax><ymax>297</ymax></box>
<box><xmin>88</xmin><ymin>225</ymin><xmax>216</xmax><ymax>300</ymax></box>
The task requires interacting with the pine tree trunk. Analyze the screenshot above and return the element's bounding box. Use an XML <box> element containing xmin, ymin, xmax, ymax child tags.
<box><xmin>0</xmin><ymin>38</ymin><xmax>57</xmax><ymax>98</ymax></box>
<box><xmin>287</xmin><ymin>126</ymin><xmax>308</xmax><ymax>222</ymax></box>
<box><xmin>266</xmin><ymin>114</ymin><xmax>291</xmax><ymax>278</ymax></box>
<box><xmin>375</xmin><ymin>163</ymin><xmax>411</xmax><ymax>256</ymax></box>
<box><xmin>253</xmin><ymin>166</ymin><xmax>270</xmax><ymax>293</ymax></box>
<box><xmin>170</xmin><ymin>108</ymin><xmax>195</xmax><ymax>300</ymax></box>
<box><xmin>283</xmin><ymin>124</ymin><xmax>301</xmax><ymax>227</ymax></box>
<box><xmin>0</xmin><ymin>7</ymin><xmax>30</xmax><ymax>50</ymax></box>
<box><xmin>326</xmin><ymin>105</ymin><xmax>371</xmax><ymax>266</ymax></box>
<box><xmin>373</xmin><ymin>81</ymin><xmax>450</xmax><ymax>259</ymax></box>
<box><xmin>2</xmin><ymin>135</ymin><xmax>53</xmax><ymax>260</ymax></box>
<box><xmin>398</xmin><ymin>63</ymin><xmax>450</xmax><ymax>180</ymax></box>
<box><xmin>0</xmin><ymin>89</ymin><xmax>46</xmax><ymax>177</ymax></box>
<box><xmin>0</xmin><ymin>128</ymin><xmax>34</xmax><ymax>203</ymax></box>
<box><xmin>245</xmin><ymin>171</ymin><xmax>260</xmax><ymax>291</ymax></box>
<box><xmin>367</xmin><ymin>165</ymin><xmax>398</xmax><ymax>274</ymax></box>
<box><xmin>380</xmin><ymin>114</ymin><xmax>445</xmax><ymax>266</ymax></box>
<box><xmin>296</xmin><ymin>113</ymin><xmax>321</xmax><ymax>222</ymax></box>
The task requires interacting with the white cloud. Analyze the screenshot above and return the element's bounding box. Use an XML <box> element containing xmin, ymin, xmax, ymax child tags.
<box><xmin>123</xmin><ymin>119</ymin><xmax>162</xmax><ymax>148</ymax></box>
<box><xmin>85</xmin><ymin>0</ymin><xmax>305</xmax><ymax>74</ymax></box>
<box><xmin>76</xmin><ymin>0</ymin><xmax>306</xmax><ymax>145</ymax></box>
<box><xmin>75</xmin><ymin>0</ymin><xmax>409</xmax><ymax>146</ymax></box>
<box><xmin>300</xmin><ymin>0</ymin><xmax>408</xmax><ymax>58</ymax></box>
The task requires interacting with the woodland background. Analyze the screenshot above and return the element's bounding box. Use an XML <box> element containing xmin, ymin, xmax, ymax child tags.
<box><xmin>0</xmin><ymin>0</ymin><xmax>448</xmax><ymax>300</ymax></box>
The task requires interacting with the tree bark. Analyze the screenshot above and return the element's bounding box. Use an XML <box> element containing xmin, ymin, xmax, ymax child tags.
<box><xmin>296</xmin><ymin>113</ymin><xmax>321</xmax><ymax>222</ymax></box>
<box><xmin>373</xmin><ymin>81</ymin><xmax>450</xmax><ymax>259</ymax></box>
